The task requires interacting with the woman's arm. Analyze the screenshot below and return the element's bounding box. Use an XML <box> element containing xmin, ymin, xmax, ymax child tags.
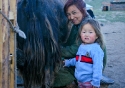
<box><xmin>61</xmin><ymin>43</ymin><xmax>79</xmax><ymax>58</ymax></box>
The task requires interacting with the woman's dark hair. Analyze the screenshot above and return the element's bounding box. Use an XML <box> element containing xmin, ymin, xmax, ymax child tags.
<box><xmin>64</xmin><ymin>0</ymin><xmax>87</xmax><ymax>17</ymax></box>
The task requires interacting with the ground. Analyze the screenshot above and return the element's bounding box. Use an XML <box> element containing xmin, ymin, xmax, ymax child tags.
<box><xmin>100</xmin><ymin>22</ymin><xmax>125</xmax><ymax>88</ymax></box>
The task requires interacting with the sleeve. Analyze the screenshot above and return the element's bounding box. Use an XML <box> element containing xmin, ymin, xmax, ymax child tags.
<box><xmin>91</xmin><ymin>47</ymin><xmax>104</xmax><ymax>87</ymax></box>
<box><xmin>64</xmin><ymin>58</ymin><xmax>76</xmax><ymax>67</ymax></box>
<box><xmin>61</xmin><ymin>25</ymin><xmax>81</xmax><ymax>58</ymax></box>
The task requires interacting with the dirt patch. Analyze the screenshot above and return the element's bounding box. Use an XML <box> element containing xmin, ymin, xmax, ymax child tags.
<box><xmin>101</xmin><ymin>22</ymin><xmax>125</xmax><ymax>88</ymax></box>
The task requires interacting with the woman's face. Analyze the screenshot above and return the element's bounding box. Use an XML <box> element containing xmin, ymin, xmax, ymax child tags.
<box><xmin>66</xmin><ymin>5</ymin><xmax>83</xmax><ymax>25</ymax></box>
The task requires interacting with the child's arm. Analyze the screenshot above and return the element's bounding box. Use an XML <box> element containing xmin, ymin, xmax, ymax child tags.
<box><xmin>63</xmin><ymin>58</ymin><xmax>76</xmax><ymax>67</ymax></box>
<box><xmin>91</xmin><ymin>47</ymin><xmax>104</xmax><ymax>87</ymax></box>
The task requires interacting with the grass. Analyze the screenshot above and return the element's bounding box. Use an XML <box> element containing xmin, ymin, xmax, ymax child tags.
<box><xmin>86</xmin><ymin>0</ymin><xmax>125</xmax><ymax>23</ymax></box>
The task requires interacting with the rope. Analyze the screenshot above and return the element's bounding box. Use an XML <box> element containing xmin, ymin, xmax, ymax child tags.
<box><xmin>0</xmin><ymin>10</ymin><xmax>26</xmax><ymax>39</ymax></box>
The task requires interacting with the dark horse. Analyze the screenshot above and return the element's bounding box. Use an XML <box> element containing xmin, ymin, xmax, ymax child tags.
<box><xmin>17</xmin><ymin>0</ymin><xmax>68</xmax><ymax>88</ymax></box>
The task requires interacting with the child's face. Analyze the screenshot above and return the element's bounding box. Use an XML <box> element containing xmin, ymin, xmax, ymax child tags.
<box><xmin>80</xmin><ymin>23</ymin><xmax>98</xmax><ymax>44</ymax></box>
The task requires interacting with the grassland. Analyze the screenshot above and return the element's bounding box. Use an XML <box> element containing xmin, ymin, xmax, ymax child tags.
<box><xmin>86</xmin><ymin>0</ymin><xmax>125</xmax><ymax>23</ymax></box>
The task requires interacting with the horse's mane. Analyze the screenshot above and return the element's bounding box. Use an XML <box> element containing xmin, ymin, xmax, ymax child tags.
<box><xmin>17</xmin><ymin>0</ymin><xmax>68</xmax><ymax>87</ymax></box>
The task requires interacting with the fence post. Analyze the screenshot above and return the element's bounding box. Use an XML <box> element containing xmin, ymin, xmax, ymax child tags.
<box><xmin>0</xmin><ymin>0</ymin><xmax>10</xmax><ymax>87</ymax></box>
<box><xmin>0</xmin><ymin>0</ymin><xmax>16</xmax><ymax>88</ymax></box>
<box><xmin>9</xmin><ymin>0</ymin><xmax>17</xmax><ymax>88</ymax></box>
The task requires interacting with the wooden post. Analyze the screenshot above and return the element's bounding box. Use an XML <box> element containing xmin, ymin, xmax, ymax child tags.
<box><xmin>0</xmin><ymin>0</ymin><xmax>10</xmax><ymax>88</ymax></box>
<box><xmin>0</xmin><ymin>0</ymin><xmax>16</xmax><ymax>88</ymax></box>
<box><xmin>9</xmin><ymin>0</ymin><xmax>17</xmax><ymax>88</ymax></box>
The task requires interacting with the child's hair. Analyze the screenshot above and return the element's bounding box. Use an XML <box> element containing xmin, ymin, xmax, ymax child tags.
<box><xmin>77</xmin><ymin>19</ymin><xmax>105</xmax><ymax>49</ymax></box>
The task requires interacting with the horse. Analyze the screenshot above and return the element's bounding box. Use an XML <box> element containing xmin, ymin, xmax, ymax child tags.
<box><xmin>17</xmin><ymin>0</ymin><xmax>68</xmax><ymax>88</ymax></box>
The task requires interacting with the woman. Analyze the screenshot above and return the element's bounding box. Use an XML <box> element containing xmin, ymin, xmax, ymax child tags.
<box><xmin>54</xmin><ymin>0</ymin><xmax>108</xmax><ymax>87</ymax></box>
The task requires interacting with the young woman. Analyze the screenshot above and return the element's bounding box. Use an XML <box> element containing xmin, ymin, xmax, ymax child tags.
<box><xmin>64</xmin><ymin>19</ymin><xmax>104</xmax><ymax>88</ymax></box>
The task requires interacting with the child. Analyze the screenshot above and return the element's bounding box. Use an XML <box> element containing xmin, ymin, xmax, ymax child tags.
<box><xmin>64</xmin><ymin>19</ymin><xmax>104</xmax><ymax>88</ymax></box>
